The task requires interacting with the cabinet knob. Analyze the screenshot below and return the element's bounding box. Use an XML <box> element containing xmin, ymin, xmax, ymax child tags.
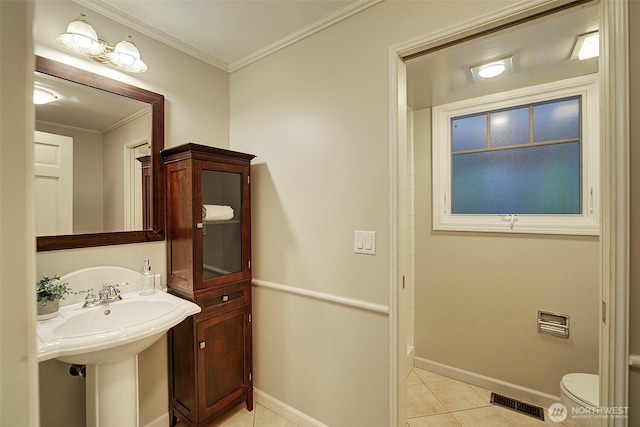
<box><xmin>196</xmin><ymin>223</ymin><xmax>203</xmax><ymax>229</ymax></box>
<box><xmin>199</xmin><ymin>341</ymin><xmax>206</xmax><ymax>349</ymax></box>
<box><xmin>222</xmin><ymin>295</ymin><xmax>229</xmax><ymax>302</ymax></box>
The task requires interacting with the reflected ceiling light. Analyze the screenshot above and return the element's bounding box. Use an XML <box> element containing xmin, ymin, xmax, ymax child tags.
<box><xmin>470</xmin><ymin>56</ymin><xmax>513</xmax><ymax>81</ymax></box>
<box><xmin>57</xmin><ymin>13</ymin><xmax>147</xmax><ymax>73</ymax></box>
<box><xmin>33</xmin><ymin>88</ymin><xmax>58</xmax><ymax>105</ymax></box>
<box><xmin>571</xmin><ymin>31</ymin><xmax>599</xmax><ymax>60</ymax></box>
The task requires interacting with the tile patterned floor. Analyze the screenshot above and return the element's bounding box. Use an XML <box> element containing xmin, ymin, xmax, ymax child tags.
<box><xmin>407</xmin><ymin>367</ymin><xmax>570</xmax><ymax>427</ymax></box>
<box><xmin>175</xmin><ymin>403</ymin><xmax>297</xmax><ymax>427</ymax></box>
<box><xmin>180</xmin><ymin>368</ymin><xmax>572</xmax><ymax>426</ymax></box>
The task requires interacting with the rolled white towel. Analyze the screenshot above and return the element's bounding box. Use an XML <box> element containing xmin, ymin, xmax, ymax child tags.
<box><xmin>202</xmin><ymin>205</ymin><xmax>234</xmax><ymax>221</ymax></box>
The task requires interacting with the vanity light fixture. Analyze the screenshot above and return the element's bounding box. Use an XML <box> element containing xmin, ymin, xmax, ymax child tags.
<box><xmin>57</xmin><ymin>13</ymin><xmax>105</xmax><ymax>56</ymax></box>
<box><xmin>571</xmin><ymin>31</ymin><xmax>599</xmax><ymax>60</ymax></box>
<box><xmin>470</xmin><ymin>56</ymin><xmax>513</xmax><ymax>81</ymax></box>
<box><xmin>33</xmin><ymin>88</ymin><xmax>58</xmax><ymax>105</ymax></box>
<box><xmin>57</xmin><ymin>13</ymin><xmax>147</xmax><ymax>73</ymax></box>
<box><xmin>106</xmin><ymin>35</ymin><xmax>148</xmax><ymax>73</ymax></box>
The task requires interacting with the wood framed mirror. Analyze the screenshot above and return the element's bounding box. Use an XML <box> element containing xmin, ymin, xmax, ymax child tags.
<box><xmin>35</xmin><ymin>56</ymin><xmax>165</xmax><ymax>251</ymax></box>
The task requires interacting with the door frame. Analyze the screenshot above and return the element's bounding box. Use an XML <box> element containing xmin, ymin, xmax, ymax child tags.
<box><xmin>123</xmin><ymin>137</ymin><xmax>149</xmax><ymax>231</ymax></box>
<box><xmin>386</xmin><ymin>1</ymin><xmax>630</xmax><ymax>426</ymax></box>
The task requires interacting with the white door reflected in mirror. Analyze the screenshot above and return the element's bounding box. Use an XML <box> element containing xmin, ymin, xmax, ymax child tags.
<box><xmin>34</xmin><ymin>131</ymin><xmax>73</xmax><ymax>236</ymax></box>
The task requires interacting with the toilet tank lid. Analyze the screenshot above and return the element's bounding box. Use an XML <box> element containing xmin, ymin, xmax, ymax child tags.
<box><xmin>562</xmin><ymin>373</ymin><xmax>599</xmax><ymax>407</ymax></box>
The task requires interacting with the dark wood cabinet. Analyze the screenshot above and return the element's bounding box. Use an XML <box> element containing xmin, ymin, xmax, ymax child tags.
<box><xmin>163</xmin><ymin>143</ymin><xmax>255</xmax><ymax>427</ymax></box>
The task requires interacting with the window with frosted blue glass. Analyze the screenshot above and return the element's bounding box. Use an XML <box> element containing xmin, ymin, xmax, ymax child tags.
<box><xmin>452</xmin><ymin>115</ymin><xmax>486</xmax><ymax>152</ymax></box>
<box><xmin>490</xmin><ymin>107</ymin><xmax>529</xmax><ymax>147</ymax></box>
<box><xmin>533</xmin><ymin>98</ymin><xmax>580</xmax><ymax>142</ymax></box>
<box><xmin>452</xmin><ymin>143</ymin><xmax>581</xmax><ymax>214</ymax></box>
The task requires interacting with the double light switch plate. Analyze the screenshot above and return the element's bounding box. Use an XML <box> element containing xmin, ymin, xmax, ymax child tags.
<box><xmin>354</xmin><ymin>230</ymin><xmax>376</xmax><ymax>255</ymax></box>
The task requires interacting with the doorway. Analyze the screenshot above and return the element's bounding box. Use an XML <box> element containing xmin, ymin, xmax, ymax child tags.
<box><xmin>389</xmin><ymin>1</ymin><xmax>630</xmax><ymax>426</ymax></box>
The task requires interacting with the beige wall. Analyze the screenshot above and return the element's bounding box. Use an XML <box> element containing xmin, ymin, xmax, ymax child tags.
<box><xmin>628</xmin><ymin>0</ymin><xmax>639</xmax><ymax>424</ymax></box>
<box><xmin>103</xmin><ymin>113</ymin><xmax>149</xmax><ymax>231</ymax></box>
<box><xmin>413</xmin><ymin>108</ymin><xmax>599</xmax><ymax>396</ymax></box>
<box><xmin>230</xmin><ymin>1</ymin><xmax>524</xmax><ymax>425</ymax></box>
<box><xmin>0</xmin><ymin>1</ymin><xmax>39</xmax><ymax>426</ymax></box>
<box><xmin>33</xmin><ymin>1</ymin><xmax>230</xmax><ymax>425</ymax></box>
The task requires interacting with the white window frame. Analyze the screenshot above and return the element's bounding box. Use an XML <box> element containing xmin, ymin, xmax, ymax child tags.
<box><xmin>432</xmin><ymin>74</ymin><xmax>599</xmax><ymax>235</ymax></box>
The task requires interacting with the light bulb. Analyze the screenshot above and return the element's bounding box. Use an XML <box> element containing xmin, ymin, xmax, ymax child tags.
<box><xmin>106</xmin><ymin>35</ymin><xmax>147</xmax><ymax>73</ymax></box>
<box><xmin>57</xmin><ymin>14</ymin><xmax>105</xmax><ymax>56</ymax></box>
<box><xmin>117</xmin><ymin>53</ymin><xmax>136</xmax><ymax>67</ymax></box>
<box><xmin>578</xmin><ymin>33</ymin><xmax>599</xmax><ymax>60</ymax></box>
<box><xmin>478</xmin><ymin>63</ymin><xmax>506</xmax><ymax>79</ymax></box>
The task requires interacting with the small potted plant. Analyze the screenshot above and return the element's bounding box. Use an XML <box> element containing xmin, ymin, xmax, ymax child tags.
<box><xmin>36</xmin><ymin>275</ymin><xmax>72</xmax><ymax>320</ymax></box>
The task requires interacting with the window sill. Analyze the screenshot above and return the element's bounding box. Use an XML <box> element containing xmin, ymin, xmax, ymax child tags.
<box><xmin>433</xmin><ymin>214</ymin><xmax>600</xmax><ymax>236</ymax></box>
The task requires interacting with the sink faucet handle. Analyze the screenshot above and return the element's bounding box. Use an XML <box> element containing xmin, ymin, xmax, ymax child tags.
<box><xmin>112</xmin><ymin>285</ymin><xmax>122</xmax><ymax>299</ymax></box>
<box><xmin>83</xmin><ymin>288</ymin><xmax>98</xmax><ymax>306</ymax></box>
<box><xmin>100</xmin><ymin>283</ymin><xmax>123</xmax><ymax>301</ymax></box>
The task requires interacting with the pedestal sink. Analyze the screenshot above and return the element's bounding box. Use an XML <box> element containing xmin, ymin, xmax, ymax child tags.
<box><xmin>36</xmin><ymin>268</ymin><xmax>200</xmax><ymax>427</ymax></box>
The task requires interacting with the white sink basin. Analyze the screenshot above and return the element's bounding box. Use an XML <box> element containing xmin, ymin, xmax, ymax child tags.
<box><xmin>53</xmin><ymin>300</ymin><xmax>175</xmax><ymax>338</ymax></box>
<box><xmin>37</xmin><ymin>291</ymin><xmax>200</xmax><ymax>364</ymax></box>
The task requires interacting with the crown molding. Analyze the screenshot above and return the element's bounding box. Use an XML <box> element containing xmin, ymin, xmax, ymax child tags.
<box><xmin>36</xmin><ymin>120</ymin><xmax>101</xmax><ymax>135</ymax></box>
<box><xmin>101</xmin><ymin>106</ymin><xmax>149</xmax><ymax>134</ymax></box>
<box><xmin>36</xmin><ymin>107</ymin><xmax>148</xmax><ymax>135</ymax></box>
<box><xmin>74</xmin><ymin>0</ymin><xmax>381</xmax><ymax>74</ymax></box>
<box><xmin>228</xmin><ymin>0</ymin><xmax>383</xmax><ymax>72</ymax></box>
<box><xmin>73</xmin><ymin>0</ymin><xmax>230</xmax><ymax>72</ymax></box>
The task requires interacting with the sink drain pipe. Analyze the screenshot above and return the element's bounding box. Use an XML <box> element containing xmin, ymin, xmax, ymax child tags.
<box><xmin>69</xmin><ymin>364</ymin><xmax>86</xmax><ymax>377</ymax></box>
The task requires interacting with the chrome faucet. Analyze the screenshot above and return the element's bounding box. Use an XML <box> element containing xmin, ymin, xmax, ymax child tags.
<box><xmin>83</xmin><ymin>288</ymin><xmax>98</xmax><ymax>307</ymax></box>
<box><xmin>81</xmin><ymin>283</ymin><xmax>126</xmax><ymax>308</ymax></box>
<box><xmin>99</xmin><ymin>283</ymin><xmax>123</xmax><ymax>302</ymax></box>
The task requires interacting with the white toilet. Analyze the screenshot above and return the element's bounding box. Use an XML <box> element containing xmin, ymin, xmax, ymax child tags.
<box><xmin>560</xmin><ymin>373</ymin><xmax>600</xmax><ymax>427</ymax></box>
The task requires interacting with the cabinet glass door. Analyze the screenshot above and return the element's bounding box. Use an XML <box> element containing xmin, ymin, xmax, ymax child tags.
<box><xmin>201</xmin><ymin>169</ymin><xmax>243</xmax><ymax>281</ymax></box>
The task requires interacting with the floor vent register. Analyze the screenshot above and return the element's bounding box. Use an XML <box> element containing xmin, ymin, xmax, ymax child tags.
<box><xmin>490</xmin><ymin>392</ymin><xmax>545</xmax><ymax>421</ymax></box>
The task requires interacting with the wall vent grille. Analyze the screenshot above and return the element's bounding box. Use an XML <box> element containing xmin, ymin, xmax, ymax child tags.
<box><xmin>490</xmin><ymin>392</ymin><xmax>545</xmax><ymax>421</ymax></box>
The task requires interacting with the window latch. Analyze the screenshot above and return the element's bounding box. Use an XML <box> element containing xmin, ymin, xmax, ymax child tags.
<box><xmin>499</xmin><ymin>214</ymin><xmax>518</xmax><ymax>229</ymax></box>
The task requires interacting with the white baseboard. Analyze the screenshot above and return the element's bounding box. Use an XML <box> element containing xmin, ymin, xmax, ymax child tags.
<box><xmin>407</xmin><ymin>345</ymin><xmax>415</xmax><ymax>376</ymax></box>
<box><xmin>143</xmin><ymin>390</ymin><xmax>324</xmax><ymax>427</ymax></box>
<box><xmin>147</xmin><ymin>358</ymin><xmax>556</xmax><ymax>427</ymax></box>
<box><xmin>413</xmin><ymin>356</ymin><xmax>561</xmax><ymax>409</ymax></box>
<box><xmin>254</xmin><ymin>388</ymin><xmax>328</xmax><ymax>427</ymax></box>
<box><xmin>143</xmin><ymin>413</ymin><xmax>169</xmax><ymax>427</ymax></box>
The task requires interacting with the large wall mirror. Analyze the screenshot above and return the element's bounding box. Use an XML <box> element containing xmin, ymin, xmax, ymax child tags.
<box><xmin>35</xmin><ymin>56</ymin><xmax>165</xmax><ymax>251</ymax></box>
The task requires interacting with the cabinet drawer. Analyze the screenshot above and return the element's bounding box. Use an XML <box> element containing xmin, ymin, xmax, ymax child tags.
<box><xmin>196</xmin><ymin>283</ymin><xmax>249</xmax><ymax>318</ymax></box>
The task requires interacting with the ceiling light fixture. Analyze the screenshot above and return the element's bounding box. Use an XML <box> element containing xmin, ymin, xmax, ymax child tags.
<box><xmin>57</xmin><ymin>13</ymin><xmax>147</xmax><ymax>73</ymax></box>
<box><xmin>33</xmin><ymin>88</ymin><xmax>58</xmax><ymax>105</ymax></box>
<box><xmin>470</xmin><ymin>57</ymin><xmax>513</xmax><ymax>81</ymax></box>
<box><xmin>571</xmin><ymin>31</ymin><xmax>599</xmax><ymax>61</ymax></box>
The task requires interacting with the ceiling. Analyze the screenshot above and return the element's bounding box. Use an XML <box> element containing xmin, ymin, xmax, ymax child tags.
<box><xmin>35</xmin><ymin>72</ymin><xmax>147</xmax><ymax>132</ymax></box>
<box><xmin>35</xmin><ymin>0</ymin><xmax>599</xmax><ymax>130</ymax></box>
<box><xmin>36</xmin><ymin>0</ymin><xmax>378</xmax><ymax>131</ymax></box>
<box><xmin>75</xmin><ymin>0</ymin><xmax>378</xmax><ymax>72</ymax></box>
<box><xmin>406</xmin><ymin>3</ymin><xmax>599</xmax><ymax>109</ymax></box>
